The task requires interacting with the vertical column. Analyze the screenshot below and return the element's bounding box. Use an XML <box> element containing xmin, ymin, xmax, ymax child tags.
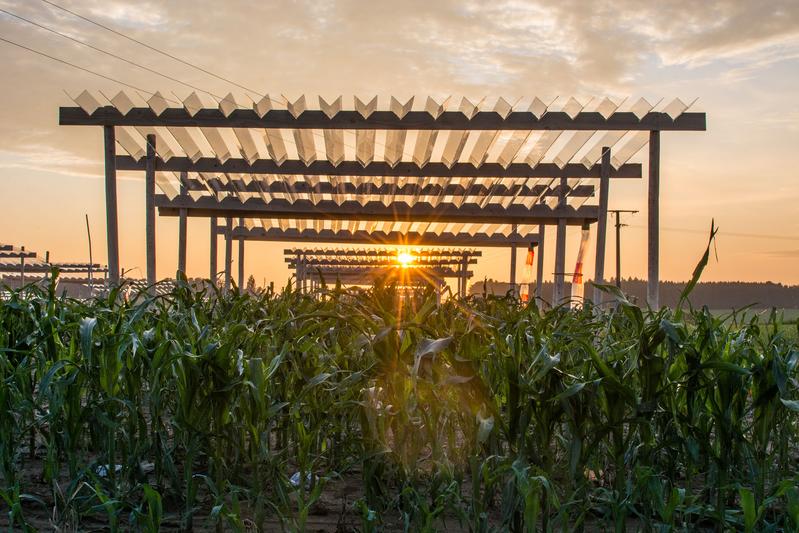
<box><xmin>553</xmin><ymin>178</ymin><xmax>567</xmax><ymax>304</ymax></box>
<box><xmin>103</xmin><ymin>125</ymin><xmax>120</xmax><ymax>285</ymax></box>
<box><xmin>509</xmin><ymin>224</ymin><xmax>517</xmax><ymax>296</ymax></box>
<box><xmin>615</xmin><ymin>212</ymin><xmax>622</xmax><ymax>288</ymax></box>
<box><xmin>237</xmin><ymin>217</ymin><xmax>245</xmax><ymax>289</ymax></box>
<box><xmin>209</xmin><ymin>217</ymin><xmax>218</xmax><ymax>283</ymax></box>
<box><xmin>145</xmin><ymin>134</ymin><xmax>157</xmax><ymax>288</ymax></box>
<box><xmin>592</xmin><ymin>147</ymin><xmax>611</xmax><ymax>304</ymax></box>
<box><xmin>177</xmin><ymin>171</ymin><xmax>188</xmax><ymax>277</ymax></box>
<box><xmin>648</xmin><ymin>131</ymin><xmax>660</xmax><ymax>309</ymax></box>
<box><xmin>536</xmin><ymin>225</ymin><xmax>545</xmax><ymax>301</ymax></box>
<box><xmin>224</xmin><ymin>217</ymin><xmax>232</xmax><ymax>292</ymax></box>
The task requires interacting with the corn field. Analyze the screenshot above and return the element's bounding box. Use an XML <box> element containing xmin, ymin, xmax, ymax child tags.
<box><xmin>1</xmin><ymin>256</ymin><xmax>798</xmax><ymax>531</ymax></box>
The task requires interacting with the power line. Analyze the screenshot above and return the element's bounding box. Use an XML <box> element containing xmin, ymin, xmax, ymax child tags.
<box><xmin>628</xmin><ymin>225</ymin><xmax>799</xmax><ymax>242</ymax></box>
<box><xmin>0</xmin><ymin>34</ymin><xmax>153</xmax><ymax>94</ymax></box>
<box><xmin>0</xmin><ymin>7</ymin><xmax>228</xmax><ymax>102</ymax></box>
<box><xmin>38</xmin><ymin>0</ymin><xmax>265</xmax><ymax>97</ymax></box>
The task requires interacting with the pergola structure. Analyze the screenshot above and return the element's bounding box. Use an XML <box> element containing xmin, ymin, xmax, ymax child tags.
<box><xmin>286</xmin><ymin>247</ymin><xmax>480</xmax><ymax>296</ymax></box>
<box><xmin>0</xmin><ymin>244</ymin><xmax>107</xmax><ymax>291</ymax></box>
<box><xmin>60</xmin><ymin>92</ymin><xmax>705</xmax><ymax>306</ymax></box>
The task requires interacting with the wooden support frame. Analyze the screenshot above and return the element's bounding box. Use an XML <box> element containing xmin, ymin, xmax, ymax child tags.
<box><xmin>157</xmin><ymin>195</ymin><xmax>598</xmax><ymax>225</ymax></box>
<box><xmin>103</xmin><ymin>125</ymin><xmax>119</xmax><ymax>284</ymax></box>
<box><xmin>553</xmin><ymin>178</ymin><xmax>568</xmax><ymax>304</ymax></box>
<box><xmin>648</xmin><ymin>131</ymin><xmax>661</xmax><ymax>308</ymax></box>
<box><xmin>177</xmin><ymin>171</ymin><xmax>188</xmax><ymax>276</ymax></box>
<box><xmin>224</xmin><ymin>217</ymin><xmax>232</xmax><ymax>292</ymax></box>
<box><xmin>209</xmin><ymin>217</ymin><xmax>218</xmax><ymax>283</ymax></box>
<box><xmin>60</xmin><ymin>106</ymin><xmax>707</xmax><ymax>131</ymax></box>
<box><xmin>592</xmin><ymin>147</ymin><xmax>611</xmax><ymax>303</ymax></box>
<box><xmin>145</xmin><ymin>134</ymin><xmax>156</xmax><ymax>288</ymax></box>
<box><xmin>536</xmin><ymin>224</ymin><xmax>545</xmax><ymax>301</ymax></box>
<box><xmin>237</xmin><ymin>217</ymin><xmax>245</xmax><ymax>288</ymax></box>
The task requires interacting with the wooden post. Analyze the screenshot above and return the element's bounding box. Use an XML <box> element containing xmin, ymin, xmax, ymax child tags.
<box><xmin>593</xmin><ymin>147</ymin><xmax>611</xmax><ymax>304</ymax></box>
<box><xmin>20</xmin><ymin>254</ymin><xmax>25</xmax><ymax>288</ymax></box>
<box><xmin>615</xmin><ymin>212</ymin><xmax>622</xmax><ymax>288</ymax></box>
<box><xmin>145</xmin><ymin>134</ymin><xmax>156</xmax><ymax>289</ymax></box>
<box><xmin>509</xmin><ymin>223</ymin><xmax>517</xmax><ymax>296</ymax></box>
<box><xmin>553</xmin><ymin>178</ymin><xmax>567</xmax><ymax>304</ymax></box>
<box><xmin>237</xmin><ymin>218</ymin><xmax>245</xmax><ymax>289</ymax></box>
<box><xmin>103</xmin><ymin>125</ymin><xmax>120</xmax><ymax>285</ymax></box>
<box><xmin>224</xmin><ymin>217</ymin><xmax>232</xmax><ymax>292</ymax></box>
<box><xmin>536</xmin><ymin>224</ymin><xmax>545</xmax><ymax>301</ymax></box>
<box><xmin>648</xmin><ymin>131</ymin><xmax>660</xmax><ymax>309</ymax></box>
<box><xmin>177</xmin><ymin>172</ymin><xmax>188</xmax><ymax>277</ymax></box>
<box><xmin>209</xmin><ymin>218</ymin><xmax>218</xmax><ymax>283</ymax></box>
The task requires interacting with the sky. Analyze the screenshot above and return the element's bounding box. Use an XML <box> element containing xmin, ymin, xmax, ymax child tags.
<box><xmin>0</xmin><ymin>0</ymin><xmax>797</xmax><ymax>288</ymax></box>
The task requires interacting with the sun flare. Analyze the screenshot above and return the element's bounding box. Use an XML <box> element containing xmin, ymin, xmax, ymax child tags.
<box><xmin>397</xmin><ymin>252</ymin><xmax>414</xmax><ymax>267</ymax></box>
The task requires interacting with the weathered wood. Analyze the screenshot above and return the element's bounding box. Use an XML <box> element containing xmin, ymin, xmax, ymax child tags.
<box><xmin>157</xmin><ymin>195</ymin><xmax>599</xmax><ymax>225</ymax></box>
<box><xmin>648</xmin><ymin>131</ymin><xmax>660</xmax><ymax>308</ymax></box>
<box><xmin>224</xmin><ymin>217</ymin><xmax>232</xmax><ymax>292</ymax></box>
<box><xmin>177</xmin><ymin>172</ymin><xmax>188</xmax><ymax>276</ymax></box>
<box><xmin>180</xmin><ymin>176</ymin><xmax>600</xmax><ymax>197</ymax></box>
<box><xmin>553</xmin><ymin>178</ymin><xmax>568</xmax><ymax>304</ymax></box>
<box><xmin>103</xmin><ymin>125</ymin><xmax>119</xmax><ymax>284</ymax></box>
<box><xmin>592</xmin><ymin>147</ymin><xmax>611</xmax><ymax>303</ymax></box>
<box><xmin>209</xmin><ymin>217</ymin><xmax>218</xmax><ymax>283</ymax></box>
<box><xmin>237</xmin><ymin>218</ymin><xmax>245</xmax><ymax>289</ymax></box>
<box><xmin>220</xmin><ymin>227</ymin><xmax>539</xmax><ymax>247</ymax></box>
<box><xmin>536</xmin><ymin>225</ymin><xmax>545</xmax><ymax>300</ymax></box>
<box><xmin>145</xmin><ymin>134</ymin><xmax>156</xmax><ymax>289</ymax></box>
<box><xmin>509</xmin><ymin>224</ymin><xmax>517</xmax><ymax>295</ymax></box>
<box><xmin>61</xmin><ymin>106</ymin><xmax>707</xmax><ymax>131</ymax></box>
<box><xmin>117</xmin><ymin>156</ymin><xmax>642</xmax><ymax>180</ymax></box>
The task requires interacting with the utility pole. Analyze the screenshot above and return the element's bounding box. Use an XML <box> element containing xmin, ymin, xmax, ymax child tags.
<box><xmin>609</xmin><ymin>209</ymin><xmax>638</xmax><ymax>288</ymax></box>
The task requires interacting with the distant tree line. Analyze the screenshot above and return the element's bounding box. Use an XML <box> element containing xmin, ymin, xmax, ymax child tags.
<box><xmin>470</xmin><ymin>278</ymin><xmax>799</xmax><ymax>309</ymax></box>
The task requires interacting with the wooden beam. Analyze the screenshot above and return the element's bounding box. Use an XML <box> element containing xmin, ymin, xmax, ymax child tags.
<box><xmin>282</xmin><ymin>249</ymin><xmax>482</xmax><ymax>257</ymax></box>
<box><xmin>286</xmin><ymin>258</ymin><xmax>478</xmax><ymax>267</ymax></box>
<box><xmin>217</xmin><ymin>227</ymin><xmax>540</xmax><ymax>247</ymax></box>
<box><xmin>592</xmin><ymin>147</ymin><xmax>611</xmax><ymax>303</ymax></box>
<box><xmin>209</xmin><ymin>217</ymin><xmax>218</xmax><ymax>283</ymax></box>
<box><xmin>117</xmin><ymin>156</ymin><xmax>642</xmax><ymax>180</ymax></box>
<box><xmin>156</xmin><ymin>195</ymin><xmax>599</xmax><ymax>225</ymax></box>
<box><xmin>145</xmin><ymin>134</ymin><xmax>156</xmax><ymax>289</ymax></box>
<box><xmin>648</xmin><ymin>131</ymin><xmax>660</xmax><ymax>309</ymax></box>
<box><xmin>536</xmin><ymin>224</ymin><xmax>545</xmax><ymax>302</ymax></box>
<box><xmin>224</xmin><ymin>217</ymin><xmax>232</xmax><ymax>292</ymax></box>
<box><xmin>509</xmin><ymin>224</ymin><xmax>517</xmax><ymax>294</ymax></box>
<box><xmin>61</xmin><ymin>106</ymin><xmax>707</xmax><ymax>131</ymax></box>
<box><xmin>177</xmin><ymin>171</ymin><xmax>188</xmax><ymax>276</ymax></box>
<box><xmin>180</xmin><ymin>176</ymin><xmax>599</xmax><ymax>198</ymax></box>
<box><xmin>553</xmin><ymin>178</ymin><xmax>568</xmax><ymax>304</ymax></box>
<box><xmin>237</xmin><ymin>217</ymin><xmax>245</xmax><ymax>288</ymax></box>
<box><xmin>103</xmin><ymin>125</ymin><xmax>119</xmax><ymax>284</ymax></box>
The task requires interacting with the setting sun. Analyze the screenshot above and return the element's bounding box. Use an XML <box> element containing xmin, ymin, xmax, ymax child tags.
<box><xmin>397</xmin><ymin>252</ymin><xmax>414</xmax><ymax>267</ymax></box>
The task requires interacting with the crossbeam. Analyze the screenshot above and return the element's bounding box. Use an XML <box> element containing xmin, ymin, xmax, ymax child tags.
<box><xmin>157</xmin><ymin>195</ymin><xmax>597</xmax><ymax>225</ymax></box>
<box><xmin>185</xmin><ymin>177</ymin><xmax>595</xmax><ymax>198</ymax></box>
<box><xmin>61</xmin><ymin>107</ymin><xmax>707</xmax><ymax>131</ymax></box>
<box><xmin>284</xmin><ymin>248</ymin><xmax>482</xmax><ymax>257</ymax></box>
<box><xmin>117</xmin><ymin>156</ymin><xmax>641</xmax><ymax>179</ymax></box>
<box><xmin>221</xmin><ymin>227</ymin><xmax>540</xmax><ymax>247</ymax></box>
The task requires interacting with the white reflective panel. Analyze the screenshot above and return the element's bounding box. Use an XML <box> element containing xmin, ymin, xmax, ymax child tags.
<box><xmin>480</xmin><ymin>96</ymin><xmax>513</xmax><ymax>118</ymax></box>
<box><xmin>293</xmin><ymin>128</ymin><xmax>317</xmax><ymax>165</ymax></box>
<box><xmin>661</xmin><ymin>97</ymin><xmax>690</xmax><ymax>119</ymax></box>
<box><xmin>253</xmin><ymin>94</ymin><xmax>283</xmax><ymax>117</ymax></box>
<box><xmin>219</xmin><ymin>93</ymin><xmax>241</xmax><ymax>117</ymax></box>
<box><xmin>390</xmin><ymin>96</ymin><xmax>414</xmax><ymax>118</ymax></box>
<box><xmin>243</xmin><ymin>218</ymin><xmax>256</xmax><ymax>230</ymax></box>
<box><xmin>468</xmin><ymin>130</ymin><xmax>499</xmax><ymax>166</ymax></box>
<box><xmin>354</xmin><ymin>95</ymin><xmax>378</xmax><ymax>118</ymax></box>
<box><xmin>233</xmin><ymin>128</ymin><xmax>260</xmax><ymax>163</ymax></box>
<box><xmin>579</xmin><ymin>131</ymin><xmax>626</xmax><ymax>167</ymax></box>
<box><xmin>182</xmin><ymin>92</ymin><xmax>204</xmax><ymax>117</ymax></box>
<box><xmin>441</xmin><ymin>131</ymin><xmax>469</xmax><ymax>168</ymax></box>
<box><xmin>413</xmin><ymin>130</ymin><xmax>437</xmax><ymax>167</ymax></box>
<box><xmin>629</xmin><ymin>97</ymin><xmax>654</xmax><ymax>119</ymax></box>
<box><xmin>496</xmin><ymin>131</ymin><xmax>531</xmax><ymax>168</ymax></box>
<box><xmin>285</xmin><ymin>95</ymin><xmax>307</xmax><ymax>118</ymax></box>
<box><xmin>527</xmin><ymin>97</ymin><xmax>548</xmax><ymax>118</ymax></box>
<box><xmin>594</xmin><ymin>97</ymin><xmax>619</xmax><ymax>119</ymax></box>
<box><xmin>74</xmin><ymin>90</ymin><xmax>103</xmax><ymax>115</ymax></box>
<box><xmin>611</xmin><ymin>131</ymin><xmax>649</xmax><ymax>168</ymax></box>
<box><xmin>384</xmin><ymin>130</ymin><xmax>407</xmax><ymax>167</ymax></box>
<box><xmin>168</xmin><ymin>127</ymin><xmax>204</xmax><ymax>162</ymax></box>
<box><xmin>356</xmin><ymin>130</ymin><xmax>375</xmax><ymax>166</ymax></box>
<box><xmin>147</xmin><ymin>92</ymin><xmax>170</xmax><ymax>116</ymax></box>
<box><xmin>264</xmin><ymin>129</ymin><xmax>288</xmax><ymax>165</ymax></box>
<box><xmin>155</xmin><ymin>172</ymin><xmax>178</xmax><ymax>200</ymax></box>
<box><xmin>562</xmin><ymin>97</ymin><xmax>585</xmax><ymax>118</ymax></box>
<box><xmin>200</xmin><ymin>128</ymin><xmax>233</xmax><ymax>162</ymax></box>
<box><xmin>524</xmin><ymin>131</ymin><xmax>562</xmax><ymax>166</ymax></box>
<box><xmin>134</xmin><ymin>127</ymin><xmax>178</xmax><ymax>160</ymax></box>
<box><xmin>552</xmin><ymin>131</ymin><xmax>594</xmax><ymax>168</ymax></box>
<box><xmin>117</xmin><ymin>127</ymin><xmax>146</xmax><ymax>160</ymax></box>
<box><xmin>111</xmin><ymin>90</ymin><xmax>136</xmax><ymax>115</ymax></box>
